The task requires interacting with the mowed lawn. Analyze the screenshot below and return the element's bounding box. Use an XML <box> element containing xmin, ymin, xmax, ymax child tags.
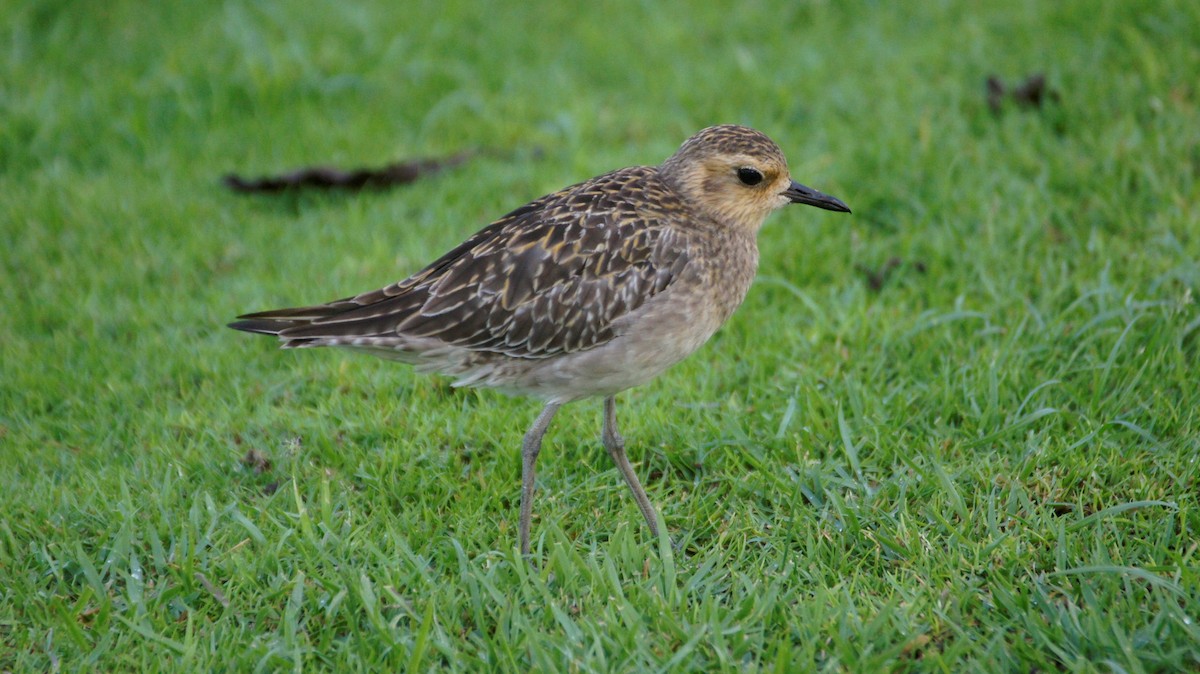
<box><xmin>3</xmin><ymin>0</ymin><xmax>1199</xmax><ymax>670</ymax></box>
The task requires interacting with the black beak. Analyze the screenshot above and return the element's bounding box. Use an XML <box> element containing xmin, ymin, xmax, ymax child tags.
<box><xmin>783</xmin><ymin>180</ymin><xmax>851</xmax><ymax>213</ymax></box>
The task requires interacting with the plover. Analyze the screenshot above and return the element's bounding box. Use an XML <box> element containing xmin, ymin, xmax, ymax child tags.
<box><xmin>230</xmin><ymin>125</ymin><xmax>850</xmax><ymax>554</ymax></box>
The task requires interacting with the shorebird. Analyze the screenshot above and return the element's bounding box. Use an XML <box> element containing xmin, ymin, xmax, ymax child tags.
<box><xmin>230</xmin><ymin>125</ymin><xmax>850</xmax><ymax>554</ymax></box>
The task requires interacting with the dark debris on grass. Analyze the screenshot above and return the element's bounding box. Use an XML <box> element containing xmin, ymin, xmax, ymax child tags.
<box><xmin>986</xmin><ymin>73</ymin><xmax>1061</xmax><ymax>113</ymax></box>
<box><xmin>223</xmin><ymin>151</ymin><xmax>477</xmax><ymax>193</ymax></box>
<box><xmin>856</xmin><ymin>256</ymin><xmax>928</xmax><ymax>292</ymax></box>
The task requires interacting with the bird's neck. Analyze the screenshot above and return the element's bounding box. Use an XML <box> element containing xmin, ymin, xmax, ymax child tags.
<box><xmin>696</xmin><ymin>226</ymin><xmax>760</xmax><ymax>324</ymax></box>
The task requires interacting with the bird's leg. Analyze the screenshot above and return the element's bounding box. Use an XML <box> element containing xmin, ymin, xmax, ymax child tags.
<box><xmin>520</xmin><ymin>402</ymin><xmax>560</xmax><ymax>556</ymax></box>
<box><xmin>601</xmin><ymin>396</ymin><xmax>661</xmax><ymax>539</ymax></box>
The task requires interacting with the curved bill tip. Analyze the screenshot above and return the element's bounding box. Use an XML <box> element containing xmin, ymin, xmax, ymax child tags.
<box><xmin>784</xmin><ymin>180</ymin><xmax>851</xmax><ymax>213</ymax></box>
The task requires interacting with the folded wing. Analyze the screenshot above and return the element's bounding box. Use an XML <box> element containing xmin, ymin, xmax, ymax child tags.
<box><xmin>231</xmin><ymin>167</ymin><xmax>692</xmax><ymax>360</ymax></box>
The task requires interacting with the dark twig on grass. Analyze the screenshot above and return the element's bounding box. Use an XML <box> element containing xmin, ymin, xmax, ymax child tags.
<box><xmin>223</xmin><ymin>150</ymin><xmax>477</xmax><ymax>193</ymax></box>
<box><xmin>986</xmin><ymin>73</ymin><xmax>1061</xmax><ymax>113</ymax></box>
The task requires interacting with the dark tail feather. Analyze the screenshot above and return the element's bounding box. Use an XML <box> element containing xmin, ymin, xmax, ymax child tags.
<box><xmin>228</xmin><ymin>300</ymin><xmax>359</xmax><ymax>336</ymax></box>
<box><xmin>227</xmin><ymin>317</ymin><xmax>303</xmax><ymax>336</ymax></box>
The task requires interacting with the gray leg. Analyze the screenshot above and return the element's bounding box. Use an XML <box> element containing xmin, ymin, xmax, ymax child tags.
<box><xmin>520</xmin><ymin>402</ymin><xmax>560</xmax><ymax>555</ymax></box>
<box><xmin>602</xmin><ymin>396</ymin><xmax>661</xmax><ymax>538</ymax></box>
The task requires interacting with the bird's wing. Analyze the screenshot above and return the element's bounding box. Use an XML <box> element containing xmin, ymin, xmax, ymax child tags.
<box><xmin>244</xmin><ymin>167</ymin><xmax>692</xmax><ymax>359</ymax></box>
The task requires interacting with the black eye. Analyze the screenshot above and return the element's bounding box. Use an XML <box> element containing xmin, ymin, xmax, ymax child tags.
<box><xmin>736</xmin><ymin>167</ymin><xmax>764</xmax><ymax>186</ymax></box>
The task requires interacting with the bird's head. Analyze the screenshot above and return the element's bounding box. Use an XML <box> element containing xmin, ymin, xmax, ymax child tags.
<box><xmin>660</xmin><ymin>124</ymin><xmax>850</xmax><ymax>233</ymax></box>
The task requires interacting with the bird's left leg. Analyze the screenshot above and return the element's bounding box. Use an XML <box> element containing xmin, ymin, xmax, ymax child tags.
<box><xmin>601</xmin><ymin>396</ymin><xmax>661</xmax><ymax>538</ymax></box>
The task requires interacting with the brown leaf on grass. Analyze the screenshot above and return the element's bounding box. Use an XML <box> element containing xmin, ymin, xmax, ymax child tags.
<box><xmin>223</xmin><ymin>150</ymin><xmax>476</xmax><ymax>193</ymax></box>
<box><xmin>78</xmin><ymin>606</ymin><xmax>101</xmax><ymax>625</ymax></box>
<box><xmin>901</xmin><ymin>633</ymin><xmax>932</xmax><ymax>658</ymax></box>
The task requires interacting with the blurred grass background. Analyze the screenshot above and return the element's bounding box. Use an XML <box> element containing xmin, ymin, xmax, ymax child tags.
<box><xmin>2</xmin><ymin>0</ymin><xmax>1199</xmax><ymax>670</ymax></box>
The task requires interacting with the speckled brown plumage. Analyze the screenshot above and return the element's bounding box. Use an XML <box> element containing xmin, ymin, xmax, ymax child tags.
<box><xmin>235</xmin><ymin>167</ymin><xmax>689</xmax><ymax>361</ymax></box>
<box><xmin>230</xmin><ymin>124</ymin><xmax>850</xmax><ymax>555</ymax></box>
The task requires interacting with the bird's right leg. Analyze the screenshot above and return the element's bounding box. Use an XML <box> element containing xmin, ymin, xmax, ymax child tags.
<box><xmin>519</xmin><ymin>402</ymin><xmax>560</xmax><ymax>556</ymax></box>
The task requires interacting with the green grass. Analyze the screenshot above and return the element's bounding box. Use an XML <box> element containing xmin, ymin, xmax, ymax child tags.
<box><xmin>3</xmin><ymin>0</ymin><xmax>1199</xmax><ymax>670</ymax></box>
